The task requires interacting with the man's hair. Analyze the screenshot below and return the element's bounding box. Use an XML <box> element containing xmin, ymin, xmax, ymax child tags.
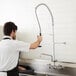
<box><xmin>3</xmin><ymin>22</ymin><xmax>18</xmax><ymax>36</ymax></box>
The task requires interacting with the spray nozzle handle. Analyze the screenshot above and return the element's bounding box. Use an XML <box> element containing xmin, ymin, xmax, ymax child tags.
<box><xmin>40</xmin><ymin>33</ymin><xmax>41</xmax><ymax>36</ymax></box>
<box><xmin>38</xmin><ymin>33</ymin><xmax>42</xmax><ymax>47</ymax></box>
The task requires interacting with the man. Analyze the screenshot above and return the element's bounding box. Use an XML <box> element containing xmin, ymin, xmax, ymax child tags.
<box><xmin>0</xmin><ymin>22</ymin><xmax>42</xmax><ymax>76</ymax></box>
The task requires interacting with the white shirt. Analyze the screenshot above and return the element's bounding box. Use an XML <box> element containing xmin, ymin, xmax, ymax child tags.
<box><xmin>0</xmin><ymin>36</ymin><xmax>30</xmax><ymax>76</ymax></box>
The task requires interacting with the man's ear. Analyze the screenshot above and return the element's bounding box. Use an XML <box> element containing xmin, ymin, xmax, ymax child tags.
<box><xmin>10</xmin><ymin>30</ymin><xmax>14</xmax><ymax>36</ymax></box>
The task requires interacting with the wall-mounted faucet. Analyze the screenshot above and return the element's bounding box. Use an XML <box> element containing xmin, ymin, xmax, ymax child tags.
<box><xmin>35</xmin><ymin>3</ymin><xmax>66</xmax><ymax>66</ymax></box>
<box><xmin>35</xmin><ymin>3</ymin><xmax>56</xmax><ymax>64</ymax></box>
<box><xmin>41</xmin><ymin>53</ymin><xmax>64</xmax><ymax>70</ymax></box>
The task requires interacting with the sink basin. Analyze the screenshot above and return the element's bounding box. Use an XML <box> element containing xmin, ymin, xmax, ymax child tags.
<box><xmin>19</xmin><ymin>59</ymin><xmax>76</xmax><ymax>76</ymax></box>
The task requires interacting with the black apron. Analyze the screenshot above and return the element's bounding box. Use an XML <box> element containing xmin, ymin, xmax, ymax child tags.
<box><xmin>3</xmin><ymin>37</ymin><xmax>19</xmax><ymax>76</ymax></box>
<box><xmin>7</xmin><ymin>65</ymin><xmax>19</xmax><ymax>76</ymax></box>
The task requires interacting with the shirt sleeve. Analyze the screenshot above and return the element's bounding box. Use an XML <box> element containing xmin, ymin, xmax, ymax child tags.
<box><xmin>15</xmin><ymin>40</ymin><xmax>30</xmax><ymax>52</ymax></box>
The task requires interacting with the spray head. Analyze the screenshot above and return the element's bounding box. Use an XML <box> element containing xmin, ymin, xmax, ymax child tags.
<box><xmin>40</xmin><ymin>33</ymin><xmax>42</xmax><ymax>36</ymax></box>
<box><xmin>38</xmin><ymin>33</ymin><xmax>42</xmax><ymax>47</ymax></box>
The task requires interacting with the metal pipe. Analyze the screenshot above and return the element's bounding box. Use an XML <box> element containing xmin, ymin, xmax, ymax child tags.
<box><xmin>41</xmin><ymin>53</ymin><xmax>53</xmax><ymax>62</ymax></box>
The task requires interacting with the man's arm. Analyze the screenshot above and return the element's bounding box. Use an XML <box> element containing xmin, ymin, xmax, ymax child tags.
<box><xmin>30</xmin><ymin>36</ymin><xmax>42</xmax><ymax>49</ymax></box>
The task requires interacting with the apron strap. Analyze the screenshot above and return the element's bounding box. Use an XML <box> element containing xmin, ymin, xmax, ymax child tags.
<box><xmin>3</xmin><ymin>38</ymin><xmax>11</xmax><ymax>40</ymax></box>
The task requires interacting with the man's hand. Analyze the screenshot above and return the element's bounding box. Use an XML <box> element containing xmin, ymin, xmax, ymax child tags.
<box><xmin>30</xmin><ymin>35</ymin><xmax>42</xmax><ymax>49</ymax></box>
<box><xmin>18</xmin><ymin>66</ymin><xmax>26</xmax><ymax>71</ymax></box>
<box><xmin>37</xmin><ymin>35</ymin><xmax>42</xmax><ymax>43</ymax></box>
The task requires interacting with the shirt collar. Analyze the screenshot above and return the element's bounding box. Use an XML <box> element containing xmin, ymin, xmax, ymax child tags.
<box><xmin>2</xmin><ymin>36</ymin><xmax>12</xmax><ymax>40</ymax></box>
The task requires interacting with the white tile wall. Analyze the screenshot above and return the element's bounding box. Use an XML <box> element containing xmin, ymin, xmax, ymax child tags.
<box><xmin>0</xmin><ymin>0</ymin><xmax>76</xmax><ymax>63</ymax></box>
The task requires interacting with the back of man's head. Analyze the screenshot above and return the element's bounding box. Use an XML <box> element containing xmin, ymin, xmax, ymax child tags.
<box><xmin>3</xmin><ymin>22</ymin><xmax>18</xmax><ymax>36</ymax></box>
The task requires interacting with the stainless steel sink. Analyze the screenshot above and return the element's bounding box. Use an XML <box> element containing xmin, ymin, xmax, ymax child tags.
<box><xmin>19</xmin><ymin>59</ymin><xmax>76</xmax><ymax>76</ymax></box>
